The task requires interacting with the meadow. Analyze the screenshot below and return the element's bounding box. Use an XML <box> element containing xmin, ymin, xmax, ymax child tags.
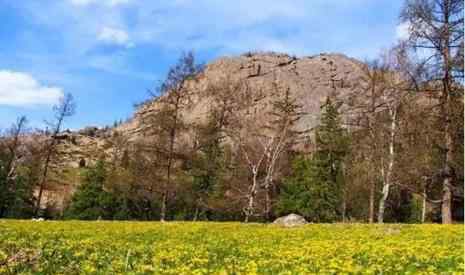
<box><xmin>0</xmin><ymin>221</ymin><xmax>463</xmax><ymax>274</ymax></box>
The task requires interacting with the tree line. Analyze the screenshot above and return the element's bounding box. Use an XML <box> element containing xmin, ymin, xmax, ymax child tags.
<box><xmin>0</xmin><ymin>0</ymin><xmax>462</xmax><ymax>223</ymax></box>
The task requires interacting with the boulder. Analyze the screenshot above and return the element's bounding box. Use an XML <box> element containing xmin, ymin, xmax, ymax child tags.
<box><xmin>273</xmin><ymin>213</ymin><xmax>308</xmax><ymax>227</ymax></box>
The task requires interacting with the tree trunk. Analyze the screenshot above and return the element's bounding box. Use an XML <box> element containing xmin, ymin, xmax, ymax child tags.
<box><xmin>34</xmin><ymin>149</ymin><xmax>53</xmax><ymax>216</ymax></box>
<box><xmin>441</xmin><ymin>94</ymin><xmax>453</xmax><ymax>224</ymax></box>
<box><xmin>440</xmin><ymin>2</ymin><xmax>453</xmax><ymax>224</ymax></box>
<box><xmin>342</xmin><ymin>189</ymin><xmax>347</xmax><ymax>223</ymax></box>
<box><xmin>160</xmin><ymin>96</ymin><xmax>180</xmax><ymax>222</ymax></box>
<box><xmin>421</xmin><ymin>187</ymin><xmax>427</xmax><ymax>223</ymax></box>
<box><xmin>193</xmin><ymin>205</ymin><xmax>199</xmax><ymax>221</ymax></box>
<box><xmin>264</xmin><ymin>185</ymin><xmax>271</xmax><ymax>222</ymax></box>
<box><xmin>377</xmin><ymin>108</ymin><xmax>396</xmax><ymax>224</ymax></box>
<box><xmin>160</xmin><ymin>191</ymin><xmax>167</xmax><ymax>222</ymax></box>
<box><xmin>368</xmin><ymin>181</ymin><xmax>375</xmax><ymax>223</ymax></box>
<box><xmin>145</xmin><ymin>199</ymin><xmax>152</xmax><ymax>220</ymax></box>
<box><xmin>35</xmin><ymin>110</ymin><xmax>67</xmax><ymax>217</ymax></box>
<box><xmin>244</xmin><ymin>169</ymin><xmax>258</xmax><ymax>223</ymax></box>
<box><xmin>341</xmin><ymin>162</ymin><xmax>347</xmax><ymax>223</ymax></box>
<box><xmin>441</xmin><ymin>178</ymin><xmax>452</xmax><ymax>224</ymax></box>
<box><xmin>377</xmin><ymin>183</ymin><xmax>390</xmax><ymax>223</ymax></box>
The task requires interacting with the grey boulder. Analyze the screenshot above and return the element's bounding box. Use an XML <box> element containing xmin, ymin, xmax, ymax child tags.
<box><xmin>273</xmin><ymin>213</ymin><xmax>308</xmax><ymax>227</ymax></box>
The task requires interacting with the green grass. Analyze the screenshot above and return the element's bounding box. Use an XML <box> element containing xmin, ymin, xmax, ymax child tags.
<box><xmin>0</xmin><ymin>220</ymin><xmax>463</xmax><ymax>274</ymax></box>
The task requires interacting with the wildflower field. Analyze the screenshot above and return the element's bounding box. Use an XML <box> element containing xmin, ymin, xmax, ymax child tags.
<box><xmin>0</xmin><ymin>221</ymin><xmax>463</xmax><ymax>274</ymax></box>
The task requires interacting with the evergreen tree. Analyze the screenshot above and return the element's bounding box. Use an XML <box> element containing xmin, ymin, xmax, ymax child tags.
<box><xmin>143</xmin><ymin>51</ymin><xmax>203</xmax><ymax>221</ymax></box>
<box><xmin>65</xmin><ymin>161</ymin><xmax>118</xmax><ymax>220</ymax></box>
<box><xmin>277</xmin><ymin>97</ymin><xmax>349</xmax><ymax>222</ymax></box>
<box><xmin>191</xmin><ymin>110</ymin><xmax>226</xmax><ymax>220</ymax></box>
<box><xmin>0</xmin><ymin>158</ymin><xmax>34</xmax><ymax>218</ymax></box>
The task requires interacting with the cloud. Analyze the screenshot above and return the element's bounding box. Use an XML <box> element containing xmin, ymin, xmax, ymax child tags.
<box><xmin>396</xmin><ymin>22</ymin><xmax>410</xmax><ymax>40</ymax></box>
<box><xmin>98</xmin><ymin>27</ymin><xmax>133</xmax><ymax>47</ymax></box>
<box><xmin>0</xmin><ymin>71</ymin><xmax>64</xmax><ymax>107</ymax></box>
<box><xmin>13</xmin><ymin>0</ymin><xmax>401</xmax><ymax>73</ymax></box>
<box><xmin>70</xmin><ymin>0</ymin><xmax>131</xmax><ymax>7</ymax></box>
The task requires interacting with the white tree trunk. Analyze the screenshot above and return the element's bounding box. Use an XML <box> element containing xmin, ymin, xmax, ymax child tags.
<box><xmin>378</xmin><ymin>107</ymin><xmax>397</xmax><ymax>223</ymax></box>
<box><xmin>244</xmin><ymin>167</ymin><xmax>259</xmax><ymax>223</ymax></box>
<box><xmin>421</xmin><ymin>187</ymin><xmax>427</xmax><ymax>223</ymax></box>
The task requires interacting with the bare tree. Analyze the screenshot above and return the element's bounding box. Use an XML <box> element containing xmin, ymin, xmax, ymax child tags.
<box><xmin>4</xmin><ymin>116</ymin><xmax>28</xmax><ymax>181</ymax></box>
<box><xmin>261</xmin><ymin>83</ymin><xmax>305</xmax><ymax>221</ymax></box>
<box><xmin>375</xmin><ymin>52</ymin><xmax>407</xmax><ymax>223</ymax></box>
<box><xmin>401</xmin><ymin>0</ymin><xmax>463</xmax><ymax>223</ymax></box>
<box><xmin>224</xmin><ymin>78</ymin><xmax>305</xmax><ymax>222</ymax></box>
<box><xmin>348</xmin><ymin>47</ymin><xmax>412</xmax><ymax>223</ymax></box>
<box><xmin>0</xmin><ymin>116</ymin><xmax>28</xmax><ymax>217</ymax></box>
<box><xmin>34</xmin><ymin>93</ymin><xmax>75</xmax><ymax>216</ymax></box>
<box><xmin>143</xmin><ymin>51</ymin><xmax>202</xmax><ymax>221</ymax></box>
<box><xmin>349</xmin><ymin>60</ymin><xmax>388</xmax><ymax>223</ymax></box>
<box><xmin>190</xmin><ymin>75</ymin><xmax>243</xmax><ymax>220</ymax></box>
<box><xmin>222</xmin><ymin>79</ymin><xmax>268</xmax><ymax>222</ymax></box>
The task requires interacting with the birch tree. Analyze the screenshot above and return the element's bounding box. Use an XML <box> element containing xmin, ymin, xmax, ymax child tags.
<box><xmin>261</xmin><ymin>84</ymin><xmax>305</xmax><ymax>221</ymax></box>
<box><xmin>227</xmin><ymin>107</ymin><xmax>266</xmax><ymax>222</ymax></box>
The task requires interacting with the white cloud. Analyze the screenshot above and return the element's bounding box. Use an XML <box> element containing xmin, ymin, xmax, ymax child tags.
<box><xmin>396</xmin><ymin>22</ymin><xmax>410</xmax><ymax>40</ymax></box>
<box><xmin>18</xmin><ymin>0</ymin><xmax>397</xmax><ymax>65</ymax></box>
<box><xmin>107</xmin><ymin>0</ymin><xmax>131</xmax><ymax>6</ymax></box>
<box><xmin>69</xmin><ymin>0</ymin><xmax>93</xmax><ymax>5</ymax></box>
<box><xmin>0</xmin><ymin>71</ymin><xmax>64</xmax><ymax>107</ymax></box>
<box><xmin>70</xmin><ymin>0</ymin><xmax>131</xmax><ymax>7</ymax></box>
<box><xmin>98</xmin><ymin>27</ymin><xmax>133</xmax><ymax>47</ymax></box>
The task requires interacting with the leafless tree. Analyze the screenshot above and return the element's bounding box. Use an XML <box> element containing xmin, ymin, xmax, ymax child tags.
<box><xmin>143</xmin><ymin>51</ymin><xmax>202</xmax><ymax>221</ymax></box>
<box><xmin>347</xmin><ymin>47</ymin><xmax>412</xmax><ymax>223</ymax></box>
<box><xmin>400</xmin><ymin>0</ymin><xmax>463</xmax><ymax>223</ymax></box>
<box><xmin>261</xmin><ymin>83</ymin><xmax>305</xmax><ymax>221</ymax></box>
<box><xmin>0</xmin><ymin>116</ymin><xmax>28</xmax><ymax>216</ymax></box>
<box><xmin>3</xmin><ymin>116</ymin><xmax>28</xmax><ymax>181</ymax></box>
<box><xmin>34</xmin><ymin>93</ymin><xmax>75</xmax><ymax>216</ymax></box>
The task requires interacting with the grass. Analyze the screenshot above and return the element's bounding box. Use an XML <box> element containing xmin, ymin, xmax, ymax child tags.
<box><xmin>0</xmin><ymin>220</ymin><xmax>463</xmax><ymax>274</ymax></box>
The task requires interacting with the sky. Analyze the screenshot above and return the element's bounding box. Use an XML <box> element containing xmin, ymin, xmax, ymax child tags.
<box><xmin>0</xmin><ymin>0</ymin><xmax>407</xmax><ymax>130</ymax></box>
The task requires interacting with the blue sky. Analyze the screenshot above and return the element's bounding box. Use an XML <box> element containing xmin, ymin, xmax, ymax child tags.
<box><xmin>0</xmin><ymin>0</ymin><xmax>406</xmax><ymax>130</ymax></box>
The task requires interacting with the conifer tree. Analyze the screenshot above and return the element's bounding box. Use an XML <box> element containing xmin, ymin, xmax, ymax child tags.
<box><xmin>278</xmin><ymin>97</ymin><xmax>349</xmax><ymax>222</ymax></box>
<box><xmin>143</xmin><ymin>51</ymin><xmax>203</xmax><ymax>221</ymax></box>
<box><xmin>65</xmin><ymin>161</ymin><xmax>117</xmax><ymax>220</ymax></box>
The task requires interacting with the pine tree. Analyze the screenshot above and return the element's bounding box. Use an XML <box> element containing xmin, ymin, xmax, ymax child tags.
<box><xmin>262</xmin><ymin>86</ymin><xmax>305</xmax><ymax>221</ymax></box>
<box><xmin>65</xmin><ymin>161</ymin><xmax>118</xmax><ymax>220</ymax></box>
<box><xmin>191</xmin><ymin>110</ymin><xmax>226</xmax><ymax>220</ymax></box>
<box><xmin>277</xmin><ymin>97</ymin><xmax>349</xmax><ymax>222</ymax></box>
<box><xmin>143</xmin><ymin>51</ymin><xmax>203</xmax><ymax>221</ymax></box>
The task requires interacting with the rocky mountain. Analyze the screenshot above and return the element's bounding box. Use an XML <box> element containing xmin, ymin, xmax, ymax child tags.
<box><xmin>40</xmin><ymin>52</ymin><xmax>369</xmax><ymax>212</ymax></box>
<box><xmin>122</xmin><ymin>52</ymin><xmax>366</xmax><ymax>138</ymax></box>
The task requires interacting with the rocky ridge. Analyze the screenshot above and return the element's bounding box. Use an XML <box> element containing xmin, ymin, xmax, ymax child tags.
<box><xmin>38</xmin><ymin>52</ymin><xmax>369</xmax><ymax>211</ymax></box>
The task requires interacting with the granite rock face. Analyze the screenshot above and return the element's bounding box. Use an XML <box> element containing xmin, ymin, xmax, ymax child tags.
<box><xmin>34</xmin><ymin>52</ymin><xmax>369</xmax><ymax>213</ymax></box>
<box><xmin>121</xmin><ymin>52</ymin><xmax>366</xmax><ymax>141</ymax></box>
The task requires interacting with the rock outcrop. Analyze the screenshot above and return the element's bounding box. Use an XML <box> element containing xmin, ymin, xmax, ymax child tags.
<box><xmin>37</xmin><ymin>52</ymin><xmax>369</xmax><ymax>213</ymax></box>
<box><xmin>119</xmin><ymin>52</ymin><xmax>366</xmax><ymax>139</ymax></box>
